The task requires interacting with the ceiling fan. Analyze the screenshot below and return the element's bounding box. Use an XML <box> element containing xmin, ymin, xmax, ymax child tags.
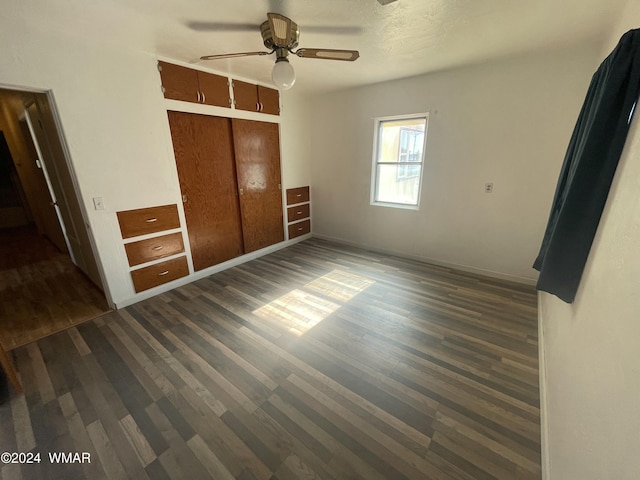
<box><xmin>197</xmin><ymin>13</ymin><xmax>360</xmax><ymax>90</ymax></box>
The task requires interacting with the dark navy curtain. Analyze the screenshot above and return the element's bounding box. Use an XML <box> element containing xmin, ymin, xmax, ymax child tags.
<box><xmin>533</xmin><ymin>29</ymin><xmax>640</xmax><ymax>303</ymax></box>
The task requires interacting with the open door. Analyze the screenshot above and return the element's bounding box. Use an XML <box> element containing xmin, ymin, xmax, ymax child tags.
<box><xmin>23</xmin><ymin>96</ymin><xmax>104</xmax><ymax>290</ymax></box>
<box><xmin>22</xmin><ymin>106</ymin><xmax>68</xmax><ymax>253</ymax></box>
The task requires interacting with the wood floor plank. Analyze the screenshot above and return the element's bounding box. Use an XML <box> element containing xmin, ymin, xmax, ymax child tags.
<box><xmin>1</xmin><ymin>238</ymin><xmax>541</xmax><ymax>479</ymax></box>
<box><xmin>0</xmin><ymin>227</ymin><xmax>110</xmax><ymax>352</ymax></box>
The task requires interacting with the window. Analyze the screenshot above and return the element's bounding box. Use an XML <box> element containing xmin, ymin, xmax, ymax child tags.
<box><xmin>371</xmin><ymin>114</ymin><xmax>428</xmax><ymax>208</ymax></box>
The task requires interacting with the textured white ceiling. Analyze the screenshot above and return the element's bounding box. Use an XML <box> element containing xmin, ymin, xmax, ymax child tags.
<box><xmin>24</xmin><ymin>0</ymin><xmax>630</xmax><ymax>94</ymax></box>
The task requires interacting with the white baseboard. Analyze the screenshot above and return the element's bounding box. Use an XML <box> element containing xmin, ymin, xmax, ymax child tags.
<box><xmin>538</xmin><ymin>293</ymin><xmax>551</xmax><ymax>479</ymax></box>
<box><xmin>114</xmin><ymin>233</ymin><xmax>311</xmax><ymax>309</ymax></box>
<box><xmin>311</xmin><ymin>233</ymin><xmax>538</xmax><ymax>286</ymax></box>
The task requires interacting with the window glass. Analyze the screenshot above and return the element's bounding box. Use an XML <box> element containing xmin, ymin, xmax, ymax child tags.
<box><xmin>372</xmin><ymin>115</ymin><xmax>428</xmax><ymax>207</ymax></box>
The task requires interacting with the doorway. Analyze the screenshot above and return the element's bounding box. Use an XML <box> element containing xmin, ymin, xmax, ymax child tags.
<box><xmin>0</xmin><ymin>86</ymin><xmax>110</xmax><ymax>351</ymax></box>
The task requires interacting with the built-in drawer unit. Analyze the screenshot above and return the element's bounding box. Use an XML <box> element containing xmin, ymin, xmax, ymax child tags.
<box><xmin>130</xmin><ymin>257</ymin><xmax>189</xmax><ymax>293</ymax></box>
<box><xmin>288</xmin><ymin>219</ymin><xmax>311</xmax><ymax>239</ymax></box>
<box><xmin>117</xmin><ymin>203</ymin><xmax>188</xmax><ymax>293</ymax></box>
<box><xmin>117</xmin><ymin>204</ymin><xmax>181</xmax><ymax>239</ymax></box>
<box><xmin>286</xmin><ymin>186</ymin><xmax>310</xmax><ymax>205</ymax></box>
<box><xmin>124</xmin><ymin>232</ymin><xmax>185</xmax><ymax>267</ymax></box>
<box><xmin>287</xmin><ymin>203</ymin><xmax>310</xmax><ymax>223</ymax></box>
<box><xmin>285</xmin><ymin>186</ymin><xmax>310</xmax><ymax>240</ymax></box>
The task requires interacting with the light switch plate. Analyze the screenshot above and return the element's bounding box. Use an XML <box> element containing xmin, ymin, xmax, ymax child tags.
<box><xmin>93</xmin><ymin>197</ymin><xmax>104</xmax><ymax>210</ymax></box>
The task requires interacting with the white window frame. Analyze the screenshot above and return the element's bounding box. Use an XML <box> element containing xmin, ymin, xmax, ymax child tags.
<box><xmin>370</xmin><ymin>113</ymin><xmax>429</xmax><ymax>210</ymax></box>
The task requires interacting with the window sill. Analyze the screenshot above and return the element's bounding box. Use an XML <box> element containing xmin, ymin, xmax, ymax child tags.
<box><xmin>370</xmin><ymin>201</ymin><xmax>420</xmax><ymax>211</ymax></box>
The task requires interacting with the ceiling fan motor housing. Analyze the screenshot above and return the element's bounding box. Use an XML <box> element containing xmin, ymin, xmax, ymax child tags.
<box><xmin>260</xmin><ymin>14</ymin><xmax>300</xmax><ymax>50</ymax></box>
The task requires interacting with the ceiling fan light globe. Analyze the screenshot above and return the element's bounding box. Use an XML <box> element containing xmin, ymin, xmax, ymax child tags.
<box><xmin>272</xmin><ymin>60</ymin><xmax>296</xmax><ymax>90</ymax></box>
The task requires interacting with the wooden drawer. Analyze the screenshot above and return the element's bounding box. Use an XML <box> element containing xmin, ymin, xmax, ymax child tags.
<box><xmin>288</xmin><ymin>219</ymin><xmax>311</xmax><ymax>239</ymax></box>
<box><xmin>117</xmin><ymin>204</ymin><xmax>180</xmax><ymax>239</ymax></box>
<box><xmin>130</xmin><ymin>256</ymin><xmax>189</xmax><ymax>293</ymax></box>
<box><xmin>286</xmin><ymin>186</ymin><xmax>309</xmax><ymax>205</ymax></box>
<box><xmin>287</xmin><ymin>204</ymin><xmax>310</xmax><ymax>223</ymax></box>
<box><xmin>124</xmin><ymin>232</ymin><xmax>185</xmax><ymax>267</ymax></box>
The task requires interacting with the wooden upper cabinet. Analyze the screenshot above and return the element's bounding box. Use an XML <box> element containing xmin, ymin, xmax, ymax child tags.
<box><xmin>232</xmin><ymin>80</ymin><xmax>259</xmax><ymax>112</ymax></box>
<box><xmin>257</xmin><ymin>86</ymin><xmax>280</xmax><ymax>115</ymax></box>
<box><xmin>233</xmin><ymin>80</ymin><xmax>280</xmax><ymax>115</ymax></box>
<box><xmin>158</xmin><ymin>61</ymin><xmax>199</xmax><ymax>103</ymax></box>
<box><xmin>197</xmin><ymin>71</ymin><xmax>230</xmax><ymax>108</ymax></box>
<box><xmin>158</xmin><ymin>61</ymin><xmax>230</xmax><ymax>107</ymax></box>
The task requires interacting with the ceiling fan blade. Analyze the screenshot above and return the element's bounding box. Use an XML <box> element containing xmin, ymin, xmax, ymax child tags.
<box><xmin>200</xmin><ymin>51</ymin><xmax>272</xmax><ymax>60</ymax></box>
<box><xmin>186</xmin><ymin>21</ymin><xmax>361</xmax><ymax>35</ymax></box>
<box><xmin>294</xmin><ymin>48</ymin><xmax>360</xmax><ymax>61</ymax></box>
<box><xmin>186</xmin><ymin>21</ymin><xmax>258</xmax><ymax>32</ymax></box>
<box><xmin>303</xmin><ymin>26</ymin><xmax>363</xmax><ymax>35</ymax></box>
<box><xmin>269</xmin><ymin>0</ymin><xmax>289</xmax><ymax>16</ymax></box>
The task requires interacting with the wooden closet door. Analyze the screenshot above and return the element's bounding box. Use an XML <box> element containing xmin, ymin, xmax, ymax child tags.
<box><xmin>168</xmin><ymin>111</ymin><xmax>244</xmax><ymax>271</ymax></box>
<box><xmin>232</xmin><ymin>119</ymin><xmax>285</xmax><ymax>253</ymax></box>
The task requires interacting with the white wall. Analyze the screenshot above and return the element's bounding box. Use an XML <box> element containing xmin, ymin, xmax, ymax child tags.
<box><xmin>0</xmin><ymin>2</ymin><xmax>311</xmax><ymax>306</ymax></box>
<box><xmin>279</xmin><ymin>91</ymin><xmax>312</xmax><ymax>189</ymax></box>
<box><xmin>309</xmin><ymin>44</ymin><xmax>601</xmax><ymax>282</ymax></box>
<box><xmin>539</xmin><ymin>6</ymin><xmax>640</xmax><ymax>479</ymax></box>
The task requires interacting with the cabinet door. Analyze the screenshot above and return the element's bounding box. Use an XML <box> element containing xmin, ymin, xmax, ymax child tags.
<box><xmin>158</xmin><ymin>61</ymin><xmax>199</xmax><ymax>103</ymax></box>
<box><xmin>198</xmin><ymin>71</ymin><xmax>230</xmax><ymax>108</ymax></box>
<box><xmin>258</xmin><ymin>85</ymin><xmax>280</xmax><ymax>115</ymax></box>
<box><xmin>168</xmin><ymin>111</ymin><xmax>244</xmax><ymax>271</ymax></box>
<box><xmin>232</xmin><ymin>80</ymin><xmax>259</xmax><ymax>112</ymax></box>
<box><xmin>232</xmin><ymin>119</ymin><xmax>284</xmax><ymax>253</ymax></box>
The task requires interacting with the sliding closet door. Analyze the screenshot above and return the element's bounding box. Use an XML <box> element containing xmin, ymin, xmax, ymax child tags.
<box><xmin>232</xmin><ymin>119</ymin><xmax>284</xmax><ymax>253</ymax></box>
<box><xmin>168</xmin><ymin>111</ymin><xmax>244</xmax><ymax>270</ymax></box>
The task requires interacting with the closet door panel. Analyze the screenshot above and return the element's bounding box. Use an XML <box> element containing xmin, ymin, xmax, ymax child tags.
<box><xmin>232</xmin><ymin>119</ymin><xmax>284</xmax><ymax>253</ymax></box>
<box><xmin>168</xmin><ymin>111</ymin><xmax>244</xmax><ymax>270</ymax></box>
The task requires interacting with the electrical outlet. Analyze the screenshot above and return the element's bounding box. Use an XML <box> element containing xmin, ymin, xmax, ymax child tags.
<box><xmin>93</xmin><ymin>197</ymin><xmax>104</xmax><ymax>210</ymax></box>
<box><xmin>485</xmin><ymin>183</ymin><xmax>494</xmax><ymax>193</ymax></box>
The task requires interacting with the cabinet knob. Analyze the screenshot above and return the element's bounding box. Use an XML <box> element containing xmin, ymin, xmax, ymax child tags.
<box><xmin>239</xmin><ymin>188</ymin><xmax>244</xmax><ymax>195</ymax></box>
<box><xmin>182</xmin><ymin>194</ymin><xmax>187</xmax><ymax>203</ymax></box>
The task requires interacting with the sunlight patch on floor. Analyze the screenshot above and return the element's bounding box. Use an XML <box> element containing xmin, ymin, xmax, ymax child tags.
<box><xmin>253</xmin><ymin>270</ymin><xmax>375</xmax><ymax>335</ymax></box>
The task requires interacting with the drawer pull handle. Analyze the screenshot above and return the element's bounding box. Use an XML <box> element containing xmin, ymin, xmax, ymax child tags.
<box><xmin>296</xmin><ymin>194</ymin><xmax>302</xmax><ymax>197</ymax></box>
<box><xmin>298</xmin><ymin>227</ymin><xmax>303</xmax><ymax>231</ymax></box>
<box><xmin>152</xmin><ymin>246</ymin><xmax>163</xmax><ymax>251</ymax></box>
<box><xmin>297</xmin><ymin>211</ymin><xmax>302</xmax><ymax>214</ymax></box>
<box><xmin>145</xmin><ymin>218</ymin><xmax>158</xmax><ymax>223</ymax></box>
<box><xmin>158</xmin><ymin>270</ymin><xmax>169</xmax><ymax>276</ymax></box>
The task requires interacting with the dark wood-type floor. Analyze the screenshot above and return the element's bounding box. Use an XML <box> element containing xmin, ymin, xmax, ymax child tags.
<box><xmin>0</xmin><ymin>226</ymin><xmax>110</xmax><ymax>351</ymax></box>
<box><xmin>0</xmin><ymin>238</ymin><xmax>541</xmax><ymax>480</ymax></box>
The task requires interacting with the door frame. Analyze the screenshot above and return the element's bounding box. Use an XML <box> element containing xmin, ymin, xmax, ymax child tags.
<box><xmin>0</xmin><ymin>81</ymin><xmax>113</xmax><ymax>308</ymax></box>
